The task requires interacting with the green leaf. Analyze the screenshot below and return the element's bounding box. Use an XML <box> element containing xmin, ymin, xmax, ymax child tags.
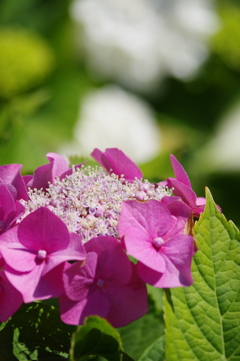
<box><xmin>164</xmin><ymin>187</ymin><xmax>240</xmax><ymax>360</ymax></box>
<box><xmin>138</xmin><ymin>336</ymin><xmax>165</xmax><ymax>361</ymax></box>
<box><xmin>69</xmin><ymin>316</ymin><xmax>133</xmax><ymax>361</ymax></box>
<box><xmin>118</xmin><ymin>294</ymin><xmax>165</xmax><ymax>360</ymax></box>
<box><xmin>0</xmin><ymin>302</ymin><xmax>75</xmax><ymax>360</ymax></box>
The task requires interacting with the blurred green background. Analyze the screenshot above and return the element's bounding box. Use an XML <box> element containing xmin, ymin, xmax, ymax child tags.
<box><xmin>0</xmin><ymin>0</ymin><xmax>240</xmax><ymax>225</ymax></box>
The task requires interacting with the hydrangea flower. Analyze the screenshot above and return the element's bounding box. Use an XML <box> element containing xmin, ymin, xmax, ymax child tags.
<box><xmin>59</xmin><ymin>236</ymin><xmax>148</xmax><ymax>327</ymax></box>
<box><xmin>0</xmin><ymin>207</ymin><xmax>86</xmax><ymax>302</ymax></box>
<box><xmin>0</xmin><ymin>147</ymin><xmax>206</xmax><ymax>326</ymax></box>
<box><xmin>118</xmin><ymin>199</ymin><xmax>194</xmax><ymax>288</ymax></box>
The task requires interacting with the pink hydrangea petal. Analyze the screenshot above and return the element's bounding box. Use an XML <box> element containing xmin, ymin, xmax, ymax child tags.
<box><xmin>27</xmin><ymin>153</ymin><xmax>69</xmax><ymax>190</ymax></box>
<box><xmin>42</xmin><ymin>232</ymin><xmax>86</xmax><ymax>276</ymax></box>
<box><xmin>106</xmin><ymin>263</ymin><xmax>148</xmax><ymax>327</ymax></box>
<box><xmin>196</xmin><ymin>197</ymin><xmax>206</xmax><ymax>206</ymax></box>
<box><xmin>160</xmin><ymin>234</ymin><xmax>194</xmax><ymax>286</ymax></box>
<box><xmin>104</xmin><ymin>148</ymin><xmax>143</xmax><ymax>181</ymax></box>
<box><xmin>0</xmin><ymin>185</ymin><xmax>25</xmax><ymax>233</ymax></box>
<box><xmin>0</xmin><ymin>227</ymin><xmax>37</xmax><ymax>272</ymax></box>
<box><xmin>32</xmin><ymin>263</ymin><xmax>65</xmax><ymax>301</ymax></box>
<box><xmin>91</xmin><ymin>148</ymin><xmax>142</xmax><ymax>182</ymax></box>
<box><xmin>23</xmin><ymin>175</ymin><xmax>33</xmax><ymax>186</ymax></box>
<box><xmin>119</xmin><ymin>200</ymin><xmax>172</xmax><ymax>240</ymax></box>
<box><xmin>59</xmin><ymin>287</ymin><xmax>110</xmax><ymax>326</ymax></box>
<box><xmin>18</xmin><ymin>207</ymin><xmax>69</xmax><ymax>252</ymax></box>
<box><xmin>0</xmin><ymin>164</ymin><xmax>28</xmax><ymax>201</ymax></box>
<box><xmin>161</xmin><ymin>195</ymin><xmax>182</xmax><ymax>205</ymax></box>
<box><xmin>0</xmin><ymin>184</ymin><xmax>15</xmax><ymax>219</ymax></box>
<box><xmin>85</xmin><ymin>236</ymin><xmax>132</xmax><ymax>286</ymax></box>
<box><xmin>168</xmin><ymin>178</ymin><xmax>197</xmax><ymax>208</ymax></box>
<box><xmin>63</xmin><ymin>253</ymin><xmax>97</xmax><ymax>301</ymax></box>
<box><xmin>4</xmin><ymin>262</ymin><xmax>45</xmax><ymax>303</ymax></box>
<box><xmin>91</xmin><ymin>148</ymin><xmax>112</xmax><ymax>171</ymax></box>
<box><xmin>170</xmin><ymin>154</ymin><xmax>192</xmax><ymax>188</ymax></box>
<box><xmin>138</xmin><ymin>234</ymin><xmax>194</xmax><ymax>288</ymax></box>
<box><xmin>124</xmin><ymin>229</ymin><xmax>166</xmax><ymax>273</ymax></box>
<box><xmin>0</xmin><ymin>226</ymin><xmax>19</xmax><ymax>246</ymax></box>
<box><xmin>137</xmin><ymin>263</ymin><xmax>162</xmax><ymax>286</ymax></box>
<box><xmin>0</xmin><ymin>270</ymin><xmax>23</xmax><ymax>322</ymax></box>
<box><xmin>164</xmin><ymin>199</ymin><xmax>192</xmax><ymax>237</ymax></box>
<box><xmin>0</xmin><ymin>247</ymin><xmax>36</xmax><ymax>272</ymax></box>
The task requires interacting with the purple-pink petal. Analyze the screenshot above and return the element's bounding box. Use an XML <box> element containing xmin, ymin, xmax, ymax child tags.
<box><xmin>119</xmin><ymin>200</ymin><xmax>172</xmax><ymax>240</ymax></box>
<box><xmin>4</xmin><ymin>261</ymin><xmax>65</xmax><ymax>302</ymax></box>
<box><xmin>60</xmin><ymin>286</ymin><xmax>111</xmax><ymax>325</ymax></box>
<box><xmin>163</xmin><ymin>198</ymin><xmax>192</xmax><ymax>237</ymax></box>
<box><xmin>138</xmin><ymin>234</ymin><xmax>194</xmax><ymax>288</ymax></box>
<box><xmin>106</xmin><ymin>263</ymin><xmax>148</xmax><ymax>327</ymax></box>
<box><xmin>59</xmin><ymin>235</ymin><xmax>148</xmax><ymax>327</ymax></box>
<box><xmin>91</xmin><ymin>148</ymin><xmax>143</xmax><ymax>182</ymax></box>
<box><xmin>0</xmin><ymin>269</ymin><xmax>23</xmax><ymax>322</ymax></box>
<box><xmin>27</xmin><ymin>153</ymin><xmax>70</xmax><ymax>190</ymax></box>
<box><xmin>170</xmin><ymin>154</ymin><xmax>192</xmax><ymax>188</ymax></box>
<box><xmin>18</xmin><ymin>207</ymin><xmax>70</xmax><ymax>252</ymax></box>
<box><xmin>85</xmin><ymin>236</ymin><xmax>132</xmax><ymax>285</ymax></box>
<box><xmin>63</xmin><ymin>254</ymin><xmax>97</xmax><ymax>302</ymax></box>
<box><xmin>1</xmin><ymin>246</ymin><xmax>36</xmax><ymax>272</ymax></box>
<box><xmin>0</xmin><ymin>164</ymin><xmax>28</xmax><ymax>201</ymax></box>
<box><xmin>167</xmin><ymin>178</ymin><xmax>197</xmax><ymax>208</ymax></box>
<box><xmin>42</xmin><ymin>232</ymin><xmax>86</xmax><ymax>276</ymax></box>
<box><xmin>4</xmin><ymin>262</ymin><xmax>45</xmax><ymax>302</ymax></box>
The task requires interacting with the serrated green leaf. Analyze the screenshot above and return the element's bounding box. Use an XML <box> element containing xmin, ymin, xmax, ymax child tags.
<box><xmin>138</xmin><ymin>336</ymin><xmax>165</xmax><ymax>361</ymax></box>
<box><xmin>164</xmin><ymin>187</ymin><xmax>240</xmax><ymax>360</ymax></box>
<box><xmin>0</xmin><ymin>302</ymin><xmax>75</xmax><ymax>361</ymax></box>
<box><xmin>69</xmin><ymin>316</ymin><xmax>133</xmax><ymax>361</ymax></box>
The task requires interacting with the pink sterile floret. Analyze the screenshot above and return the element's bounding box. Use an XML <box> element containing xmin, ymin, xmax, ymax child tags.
<box><xmin>91</xmin><ymin>148</ymin><xmax>143</xmax><ymax>183</ymax></box>
<box><xmin>118</xmin><ymin>199</ymin><xmax>195</xmax><ymax>288</ymax></box>
<box><xmin>59</xmin><ymin>236</ymin><xmax>148</xmax><ymax>327</ymax></box>
<box><xmin>24</xmin><ymin>153</ymin><xmax>84</xmax><ymax>190</ymax></box>
<box><xmin>0</xmin><ymin>163</ymin><xmax>28</xmax><ymax>201</ymax></box>
<box><xmin>0</xmin><ymin>207</ymin><xmax>86</xmax><ymax>303</ymax></box>
<box><xmin>0</xmin><ymin>184</ymin><xmax>25</xmax><ymax>235</ymax></box>
<box><xmin>167</xmin><ymin>154</ymin><xmax>206</xmax><ymax>217</ymax></box>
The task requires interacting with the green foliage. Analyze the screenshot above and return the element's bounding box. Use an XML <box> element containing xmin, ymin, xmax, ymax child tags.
<box><xmin>212</xmin><ymin>5</ymin><xmax>240</xmax><ymax>71</ymax></box>
<box><xmin>118</xmin><ymin>291</ymin><xmax>165</xmax><ymax>361</ymax></box>
<box><xmin>0</xmin><ymin>302</ymin><xmax>75</xmax><ymax>360</ymax></box>
<box><xmin>164</xmin><ymin>188</ymin><xmax>240</xmax><ymax>360</ymax></box>
<box><xmin>0</xmin><ymin>28</ymin><xmax>55</xmax><ymax>98</ymax></box>
<box><xmin>138</xmin><ymin>337</ymin><xmax>165</xmax><ymax>361</ymax></box>
<box><xmin>69</xmin><ymin>316</ymin><xmax>133</xmax><ymax>361</ymax></box>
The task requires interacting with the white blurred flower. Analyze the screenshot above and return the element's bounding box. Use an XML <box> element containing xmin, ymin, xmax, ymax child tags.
<box><xmin>198</xmin><ymin>102</ymin><xmax>240</xmax><ymax>172</ymax></box>
<box><xmin>70</xmin><ymin>0</ymin><xmax>219</xmax><ymax>91</ymax></box>
<box><xmin>60</xmin><ymin>85</ymin><xmax>161</xmax><ymax>163</ymax></box>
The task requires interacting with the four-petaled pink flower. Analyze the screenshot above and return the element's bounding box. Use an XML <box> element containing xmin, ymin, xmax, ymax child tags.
<box><xmin>59</xmin><ymin>236</ymin><xmax>148</xmax><ymax>327</ymax></box>
<box><xmin>0</xmin><ymin>207</ymin><xmax>86</xmax><ymax>303</ymax></box>
<box><xmin>118</xmin><ymin>199</ymin><xmax>195</xmax><ymax>288</ymax></box>
<box><xmin>91</xmin><ymin>148</ymin><xmax>143</xmax><ymax>182</ymax></box>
